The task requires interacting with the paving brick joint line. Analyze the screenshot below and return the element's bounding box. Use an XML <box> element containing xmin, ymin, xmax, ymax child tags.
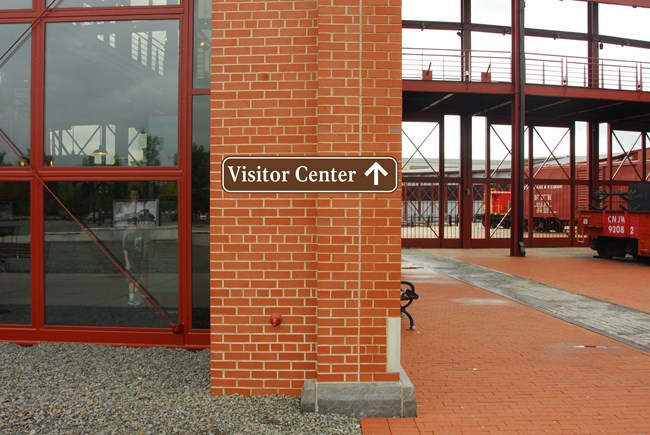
<box><xmin>403</xmin><ymin>250</ymin><xmax>650</xmax><ymax>352</ymax></box>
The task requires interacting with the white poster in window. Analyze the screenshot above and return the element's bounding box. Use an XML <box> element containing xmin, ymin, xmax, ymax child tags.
<box><xmin>113</xmin><ymin>199</ymin><xmax>159</xmax><ymax>228</ymax></box>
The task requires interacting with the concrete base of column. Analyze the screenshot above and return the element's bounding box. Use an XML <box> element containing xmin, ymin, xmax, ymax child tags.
<box><xmin>300</xmin><ymin>366</ymin><xmax>416</xmax><ymax>418</ymax></box>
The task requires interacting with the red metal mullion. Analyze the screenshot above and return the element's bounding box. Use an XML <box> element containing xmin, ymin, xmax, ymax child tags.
<box><xmin>643</xmin><ymin>132</ymin><xmax>647</xmax><ymax>181</ymax></box>
<box><xmin>439</xmin><ymin>118</ymin><xmax>445</xmax><ymax>241</ymax></box>
<box><xmin>176</xmin><ymin>0</ymin><xmax>193</xmax><ymax>336</ymax></box>
<box><xmin>38</xmin><ymin>167</ymin><xmax>183</xmax><ymax>181</ymax></box>
<box><xmin>30</xmin><ymin>5</ymin><xmax>46</xmax><ymax>331</ymax></box>
<box><xmin>607</xmin><ymin>123</ymin><xmax>613</xmax><ymax>187</ymax></box>
<box><xmin>30</xmin><ymin>177</ymin><xmax>45</xmax><ymax>330</ymax></box>
<box><xmin>510</xmin><ymin>0</ymin><xmax>525</xmax><ymax>256</ymax></box>
<box><xmin>5</xmin><ymin>326</ymin><xmax>186</xmax><ymax>347</ymax></box>
<box><xmin>19</xmin><ymin>325</ymin><xmax>185</xmax><ymax>347</ymax></box>
<box><xmin>460</xmin><ymin>115</ymin><xmax>471</xmax><ymax>247</ymax></box>
<box><xmin>184</xmin><ymin>329</ymin><xmax>209</xmax><ymax>348</ymax></box>
<box><xmin>439</xmin><ymin>181</ymin><xmax>446</xmax><ymax>241</ymax></box>
<box><xmin>0</xmin><ymin>13</ymin><xmax>36</xmax><ymax>23</ymax></box>
<box><xmin>40</xmin><ymin>5</ymin><xmax>184</xmax><ymax>21</ymax></box>
<box><xmin>0</xmin><ymin>4</ymin><xmax>184</xmax><ymax>23</ymax></box>
<box><xmin>416</xmin><ymin>182</ymin><xmax>422</xmax><ymax>225</ymax></box>
<box><xmin>461</xmin><ymin>0</ymin><xmax>471</xmax><ymax>81</ymax></box>
<box><xmin>570</xmin><ymin>124</ymin><xmax>577</xmax><ymax>244</ymax></box>
<box><xmin>431</xmin><ymin>181</ymin><xmax>437</xmax><ymax>232</ymax></box>
<box><xmin>524</xmin><ymin>124</ymin><xmax>530</xmax><ymax>238</ymax></box>
<box><xmin>485</xmin><ymin>121</ymin><xmax>492</xmax><ymax>239</ymax></box>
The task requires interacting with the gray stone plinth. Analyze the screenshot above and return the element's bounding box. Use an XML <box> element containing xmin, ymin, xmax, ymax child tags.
<box><xmin>300</xmin><ymin>367</ymin><xmax>416</xmax><ymax>418</ymax></box>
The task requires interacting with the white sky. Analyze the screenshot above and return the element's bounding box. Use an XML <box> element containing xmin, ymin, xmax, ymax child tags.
<box><xmin>402</xmin><ymin>0</ymin><xmax>650</xmax><ymax>160</ymax></box>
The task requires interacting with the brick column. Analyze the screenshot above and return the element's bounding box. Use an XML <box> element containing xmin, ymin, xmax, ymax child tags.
<box><xmin>210</xmin><ymin>0</ymin><xmax>409</xmax><ymax>416</ymax></box>
<box><xmin>314</xmin><ymin>0</ymin><xmax>401</xmax><ymax>383</ymax></box>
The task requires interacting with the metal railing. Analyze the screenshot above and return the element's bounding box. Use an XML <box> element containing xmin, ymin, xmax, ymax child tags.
<box><xmin>403</xmin><ymin>48</ymin><xmax>511</xmax><ymax>83</ymax></box>
<box><xmin>403</xmin><ymin>48</ymin><xmax>650</xmax><ymax>92</ymax></box>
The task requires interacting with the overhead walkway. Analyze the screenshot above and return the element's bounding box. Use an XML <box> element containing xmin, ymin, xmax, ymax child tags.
<box><xmin>402</xmin><ymin>48</ymin><xmax>650</xmax><ymax>128</ymax></box>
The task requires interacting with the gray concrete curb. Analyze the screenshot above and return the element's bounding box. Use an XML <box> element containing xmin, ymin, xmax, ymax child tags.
<box><xmin>300</xmin><ymin>366</ymin><xmax>417</xmax><ymax>418</ymax></box>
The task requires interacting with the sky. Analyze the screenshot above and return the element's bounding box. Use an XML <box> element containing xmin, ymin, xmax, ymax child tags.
<box><xmin>401</xmin><ymin>0</ymin><xmax>650</xmax><ymax>160</ymax></box>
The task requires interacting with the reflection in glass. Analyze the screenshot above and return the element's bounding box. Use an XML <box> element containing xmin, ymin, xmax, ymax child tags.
<box><xmin>191</xmin><ymin>95</ymin><xmax>209</xmax><ymax>329</ymax></box>
<box><xmin>0</xmin><ymin>182</ymin><xmax>31</xmax><ymax>324</ymax></box>
<box><xmin>44</xmin><ymin>20</ymin><xmax>179</xmax><ymax>167</ymax></box>
<box><xmin>44</xmin><ymin>181</ymin><xmax>178</xmax><ymax>327</ymax></box>
<box><xmin>0</xmin><ymin>24</ymin><xmax>31</xmax><ymax>167</ymax></box>
<box><xmin>53</xmin><ymin>0</ymin><xmax>179</xmax><ymax>7</ymax></box>
<box><xmin>193</xmin><ymin>0</ymin><xmax>211</xmax><ymax>88</ymax></box>
<box><xmin>0</xmin><ymin>0</ymin><xmax>30</xmax><ymax>10</ymax></box>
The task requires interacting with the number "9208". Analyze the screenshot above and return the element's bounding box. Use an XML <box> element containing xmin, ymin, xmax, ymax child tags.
<box><xmin>607</xmin><ymin>225</ymin><xmax>625</xmax><ymax>234</ymax></box>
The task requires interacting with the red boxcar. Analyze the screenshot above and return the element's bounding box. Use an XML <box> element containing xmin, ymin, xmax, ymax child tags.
<box><xmin>484</xmin><ymin>184</ymin><xmax>574</xmax><ymax>232</ymax></box>
<box><xmin>484</xmin><ymin>152</ymin><xmax>647</xmax><ymax>233</ymax></box>
<box><xmin>577</xmin><ymin>183</ymin><xmax>650</xmax><ymax>260</ymax></box>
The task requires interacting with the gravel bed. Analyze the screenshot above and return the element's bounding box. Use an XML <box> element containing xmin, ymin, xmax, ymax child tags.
<box><xmin>0</xmin><ymin>343</ymin><xmax>362</xmax><ymax>435</ymax></box>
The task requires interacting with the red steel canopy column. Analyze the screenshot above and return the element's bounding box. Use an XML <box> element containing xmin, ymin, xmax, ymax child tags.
<box><xmin>510</xmin><ymin>0</ymin><xmax>526</xmax><ymax>257</ymax></box>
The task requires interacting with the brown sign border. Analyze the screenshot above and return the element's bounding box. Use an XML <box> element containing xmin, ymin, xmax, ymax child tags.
<box><xmin>222</xmin><ymin>156</ymin><xmax>398</xmax><ymax>193</ymax></box>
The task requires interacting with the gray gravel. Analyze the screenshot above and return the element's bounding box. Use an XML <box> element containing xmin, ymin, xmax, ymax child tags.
<box><xmin>0</xmin><ymin>343</ymin><xmax>362</xmax><ymax>435</ymax></box>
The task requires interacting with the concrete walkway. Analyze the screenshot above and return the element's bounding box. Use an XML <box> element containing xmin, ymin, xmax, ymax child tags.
<box><xmin>362</xmin><ymin>248</ymin><xmax>650</xmax><ymax>434</ymax></box>
<box><xmin>404</xmin><ymin>249</ymin><xmax>650</xmax><ymax>352</ymax></box>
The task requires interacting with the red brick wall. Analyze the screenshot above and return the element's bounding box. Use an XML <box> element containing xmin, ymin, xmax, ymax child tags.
<box><xmin>210</xmin><ymin>0</ymin><xmax>402</xmax><ymax>395</ymax></box>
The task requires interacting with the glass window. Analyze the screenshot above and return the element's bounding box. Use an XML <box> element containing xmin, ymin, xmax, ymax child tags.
<box><xmin>471</xmin><ymin>0</ymin><xmax>510</xmax><ymax>27</ymax></box>
<box><xmin>1</xmin><ymin>0</ymin><xmax>31</xmax><ymax>9</ymax></box>
<box><xmin>193</xmin><ymin>0</ymin><xmax>211</xmax><ymax>88</ymax></box>
<box><xmin>44</xmin><ymin>20</ymin><xmax>179</xmax><ymax>167</ymax></box>
<box><xmin>525</xmin><ymin>0</ymin><xmax>587</xmax><ymax>33</ymax></box>
<box><xmin>471</xmin><ymin>32</ymin><xmax>511</xmax><ymax>53</ymax></box>
<box><xmin>600</xmin><ymin>4</ymin><xmax>650</xmax><ymax>41</ymax></box>
<box><xmin>53</xmin><ymin>0</ymin><xmax>179</xmax><ymax>7</ymax></box>
<box><xmin>472</xmin><ymin>116</ymin><xmax>487</xmax><ymax>177</ymax></box>
<box><xmin>191</xmin><ymin>95</ymin><xmax>209</xmax><ymax>329</ymax></box>
<box><xmin>403</xmin><ymin>28</ymin><xmax>461</xmax><ymax>51</ymax></box>
<box><xmin>403</xmin><ymin>0</ymin><xmax>459</xmax><ymax>23</ymax></box>
<box><xmin>0</xmin><ymin>24</ymin><xmax>31</xmax><ymax>167</ymax></box>
<box><xmin>44</xmin><ymin>181</ymin><xmax>178</xmax><ymax>327</ymax></box>
<box><xmin>0</xmin><ymin>182</ymin><xmax>31</xmax><ymax>325</ymax></box>
<box><xmin>490</xmin><ymin>124</ymin><xmax>512</xmax><ymax>176</ymax></box>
